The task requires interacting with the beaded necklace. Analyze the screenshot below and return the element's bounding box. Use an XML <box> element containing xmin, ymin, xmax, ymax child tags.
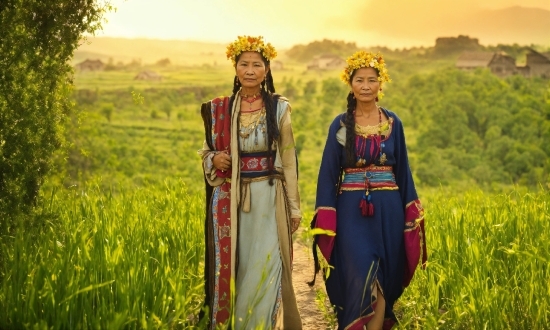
<box><xmin>354</xmin><ymin>107</ymin><xmax>388</xmax><ymax>217</ymax></box>
<box><xmin>241</xmin><ymin>92</ymin><xmax>262</xmax><ymax>111</ymax></box>
<box><xmin>354</xmin><ymin>107</ymin><xmax>386</xmax><ymax>167</ymax></box>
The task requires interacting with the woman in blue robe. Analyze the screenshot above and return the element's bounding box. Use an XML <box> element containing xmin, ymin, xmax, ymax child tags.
<box><xmin>311</xmin><ymin>51</ymin><xmax>427</xmax><ymax>330</ymax></box>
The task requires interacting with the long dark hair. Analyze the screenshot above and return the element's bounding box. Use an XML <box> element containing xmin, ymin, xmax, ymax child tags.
<box><xmin>344</xmin><ymin>91</ymin><xmax>357</xmax><ymax>167</ymax></box>
<box><xmin>229</xmin><ymin>53</ymin><xmax>279</xmax><ymax>185</ymax></box>
<box><xmin>344</xmin><ymin>67</ymin><xmax>381</xmax><ymax>167</ymax></box>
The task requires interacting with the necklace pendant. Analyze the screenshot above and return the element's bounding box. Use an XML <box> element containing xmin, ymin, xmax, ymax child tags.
<box><xmin>380</xmin><ymin>153</ymin><xmax>387</xmax><ymax>165</ymax></box>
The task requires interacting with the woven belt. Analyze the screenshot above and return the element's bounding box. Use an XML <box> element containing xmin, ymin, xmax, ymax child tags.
<box><xmin>240</xmin><ymin>151</ymin><xmax>276</xmax><ymax>178</ymax></box>
<box><xmin>340</xmin><ymin>166</ymin><xmax>398</xmax><ymax>191</ymax></box>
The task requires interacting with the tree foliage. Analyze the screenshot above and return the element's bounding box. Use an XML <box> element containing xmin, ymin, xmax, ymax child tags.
<box><xmin>0</xmin><ymin>0</ymin><xmax>111</xmax><ymax>226</ymax></box>
<box><xmin>387</xmin><ymin>68</ymin><xmax>550</xmax><ymax>187</ymax></box>
<box><xmin>286</xmin><ymin>39</ymin><xmax>359</xmax><ymax>62</ymax></box>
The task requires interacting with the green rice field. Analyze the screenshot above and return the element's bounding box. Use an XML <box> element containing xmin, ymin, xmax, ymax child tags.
<box><xmin>1</xmin><ymin>184</ymin><xmax>548</xmax><ymax>329</ymax></box>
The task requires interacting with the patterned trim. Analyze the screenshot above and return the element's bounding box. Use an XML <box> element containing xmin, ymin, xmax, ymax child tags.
<box><xmin>240</xmin><ymin>151</ymin><xmax>275</xmax><ymax>174</ymax></box>
<box><xmin>355</xmin><ymin>117</ymin><xmax>394</xmax><ymax>138</ymax></box>
<box><xmin>271</xmin><ymin>281</ymin><xmax>283</xmax><ymax>328</ymax></box>
<box><xmin>344</xmin><ymin>308</ymin><xmax>376</xmax><ymax>330</ymax></box>
<box><xmin>340</xmin><ymin>166</ymin><xmax>398</xmax><ymax>192</ymax></box>
<box><xmin>405</xmin><ymin>199</ymin><xmax>417</xmax><ymax>209</ymax></box>
<box><xmin>211</xmin><ymin>187</ymin><xmax>221</xmax><ymax>325</ymax></box>
<box><xmin>344</xmin><ymin>166</ymin><xmax>393</xmax><ymax>173</ymax></box>
<box><xmin>206</xmin><ymin>96</ymin><xmax>236</xmax><ymax>327</ymax></box>
<box><xmin>343</xmin><ymin>271</ymin><xmax>382</xmax><ymax>330</ymax></box>
<box><xmin>239</xmin><ymin>151</ymin><xmax>276</xmax><ymax>178</ymax></box>
<box><xmin>340</xmin><ymin>186</ymin><xmax>399</xmax><ymax>192</ymax></box>
<box><xmin>314</xmin><ymin>206</ymin><xmax>336</xmax><ymax>214</ymax></box>
<box><xmin>210</xmin><ymin>102</ymin><xmax>216</xmax><ymax>146</ymax></box>
<box><xmin>404</xmin><ymin>200</ymin><xmax>425</xmax><ymax>232</ymax></box>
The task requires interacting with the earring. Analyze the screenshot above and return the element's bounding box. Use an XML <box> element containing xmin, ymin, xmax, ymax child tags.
<box><xmin>260</xmin><ymin>79</ymin><xmax>265</xmax><ymax>89</ymax></box>
<box><xmin>375</xmin><ymin>96</ymin><xmax>379</xmax><ymax>102</ymax></box>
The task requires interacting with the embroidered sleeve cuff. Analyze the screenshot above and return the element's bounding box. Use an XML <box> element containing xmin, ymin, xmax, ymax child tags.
<box><xmin>202</xmin><ymin>152</ymin><xmax>226</xmax><ymax>186</ymax></box>
<box><xmin>204</xmin><ymin>152</ymin><xmax>215</xmax><ymax>172</ymax></box>
<box><xmin>403</xmin><ymin>199</ymin><xmax>427</xmax><ymax>287</ymax></box>
<box><xmin>314</xmin><ymin>207</ymin><xmax>337</xmax><ymax>262</ymax></box>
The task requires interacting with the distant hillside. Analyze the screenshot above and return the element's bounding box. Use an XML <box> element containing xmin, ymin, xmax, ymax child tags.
<box><xmin>286</xmin><ymin>39</ymin><xmax>359</xmax><ymax>62</ymax></box>
<box><xmin>74</xmin><ymin>37</ymin><xmax>228</xmax><ymax>66</ymax></box>
<box><xmin>75</xmin><ymin>33</ymin><xmax>549</xmax><ymax>68</ymax></box>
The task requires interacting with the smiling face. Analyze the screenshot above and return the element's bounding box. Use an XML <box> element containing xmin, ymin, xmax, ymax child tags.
<box><xmin>350</xmin><ymin>67</ymin><xmax>380</xmax><ymax>103</ymax></box>
<box><xmin>235</xmin><ymin>51</ymin><xmax>269</xmax><ymax>90</ymax></box>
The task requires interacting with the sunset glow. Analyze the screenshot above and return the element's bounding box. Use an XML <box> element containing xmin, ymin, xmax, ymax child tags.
<box><xmin>99</xmin><ymin>0</ymin><xmax>550</xmax><ymax>48</ymax></box>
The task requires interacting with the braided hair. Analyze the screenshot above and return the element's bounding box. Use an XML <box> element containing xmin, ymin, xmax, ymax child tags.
<box><xmin>344</xmin><ymin>91</ymin><xmax>357</xmax><ymax>167</ymax></box>
<box><xmin>229</xmin><ymin>54</ymin><xmax>279</xmax><ymax>185</ymax></box>
<box><xmin>344</xmin><ymin>68</ymin><xmax>381</xmax><ymax>167</ymax></box>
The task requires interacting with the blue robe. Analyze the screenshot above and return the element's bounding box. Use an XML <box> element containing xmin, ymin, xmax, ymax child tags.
<box><xmin>312</xmin><ymin>108</ymin><xmax>426</xmax><ymax>329</ymax></box>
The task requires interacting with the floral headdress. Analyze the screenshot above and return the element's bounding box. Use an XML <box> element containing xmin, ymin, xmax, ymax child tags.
<box><xmin>226</xmin><ymin>36</ymin><xmax>277</xmax><ymax>66</ymax></box>
<box><xmin>341</xmin><ymin>51</ymin><xmax>391</xmax><ymax>98</ymax></box>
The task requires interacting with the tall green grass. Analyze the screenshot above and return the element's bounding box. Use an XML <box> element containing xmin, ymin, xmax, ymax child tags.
<box><xmin>395</xmin><ymin>188</ymin><xmax>550</xmax><ymax>329</ymax></box>
<box><xmin>0</xmin><ymin>181</ymin><xmax>206</xmax><ymax>329</ymax></box>
<box><xmin>2</xmin><ymin>185</ymin><xmax>548</xmax><ymax>329</ymax></box>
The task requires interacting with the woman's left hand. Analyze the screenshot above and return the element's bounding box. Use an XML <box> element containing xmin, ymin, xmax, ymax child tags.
<box><xmin>291</xmin><ymin>218</ymin><xmax>301</xmax><ymax>233</ymax></box>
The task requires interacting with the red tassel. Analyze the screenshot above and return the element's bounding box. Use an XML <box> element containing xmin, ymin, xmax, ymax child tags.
<box><xmin>367</xmin><ymin>202</ymin><xmax>374</xmax><ymax>216</ymax></box>
<box><xmin>360</xmin><ymin>195</ymin><xmax>375</xmax><ymax>217</ymax></box>
<box><xmin>360</xmin><ymin>198</ymin><xmax>368</xmax><ymax>216</ymax></box>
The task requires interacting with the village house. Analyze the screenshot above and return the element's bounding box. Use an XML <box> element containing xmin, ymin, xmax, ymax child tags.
<box><xmin>75</xmin><ymin>59</ymin><xmax>105</xmax><ymax>72</ymax></box>
<box><xmin>524</xmin><ymin>48</ymin><xmax>550</xmax><ymax>78</ymax></box>
<box><xmin>456</xmin><ymin>48</ymin><xmax>550</xmax><ymax>79</ymax></box>
<box><xmin>307</xmin><ymin>54</ymin><xmax>346</xmax><ymax>71</ymax></box>
<box><xmin>456</xmin><ymin>52</ymin><xmax>517</xmax><ymax>78</ymax></box>
<box><xmin>134</xmin><ymin>71</ymin><xmax>162</xmax><ymax>81</ymax></box>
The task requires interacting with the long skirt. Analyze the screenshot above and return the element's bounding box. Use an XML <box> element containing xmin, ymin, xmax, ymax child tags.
<box><xmin>235</xmin><ymin>179</ymin><xmax>282</xmax><ymax>329</ymax></box>
<box><xmin>325</xmin><ymin>189</ymin><xmax>406</xmax><ymax>329</ymax></box>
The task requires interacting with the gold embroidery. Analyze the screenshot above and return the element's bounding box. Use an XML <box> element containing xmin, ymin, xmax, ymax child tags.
<box><xmin>340</xmin><ymin>186</ymin><xmax>399</xmax><ymax>192</ymax></box>
<box><xmin>355</xmin><ymin>117</ymin><xmax>393</xmax><ymax>137</ymax></box>
<box><xmin>239</xmin><ymin>108</ymin><xmax>264</xmax><ymax>126</ymax></box>
<box><xmin>239</xmin><ymin>108</ymin><xmax>266</xmax><ymax>138</ymax></box>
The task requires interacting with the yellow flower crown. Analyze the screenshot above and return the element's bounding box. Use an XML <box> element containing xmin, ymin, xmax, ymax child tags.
<box><xmin>341</xmin><ymin>51</ymin><xmax>391</xmax><ymax>98</ymax></box>
<box><xmin>226</xmin><ymin>36</ymin><xmax>277</xmax><ymax>66</ymax></box>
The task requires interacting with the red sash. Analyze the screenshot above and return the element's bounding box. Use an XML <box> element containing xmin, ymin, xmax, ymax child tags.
<box><xmin>209</xmin><ymin>97</ymin><xmax>232</xmax><ymax>326</ymax></box>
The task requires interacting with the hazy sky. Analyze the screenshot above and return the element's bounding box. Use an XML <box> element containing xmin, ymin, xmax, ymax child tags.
<box><xmin>100</xmin><ymin>0</ymin><xmax>550</xmax><ymax>48</ymax></box>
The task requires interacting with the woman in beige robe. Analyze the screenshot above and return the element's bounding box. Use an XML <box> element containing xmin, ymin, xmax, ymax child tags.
<box><xmin>198</xmin><ymin>36</ymin><xmax>302</xmax><ymax>330</ymax></box>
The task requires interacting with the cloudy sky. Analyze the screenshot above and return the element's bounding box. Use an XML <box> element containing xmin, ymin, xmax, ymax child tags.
<box><xmin>99</xmin><ymin>0</ymin><xmax>550</xmax><ymax>48</ymax></box>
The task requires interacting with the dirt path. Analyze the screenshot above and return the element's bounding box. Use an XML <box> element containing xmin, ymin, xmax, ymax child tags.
<box><xmin>292</xmin><ymin>231</ymin><xmax>331</xmax><ymax>330</ymax></box>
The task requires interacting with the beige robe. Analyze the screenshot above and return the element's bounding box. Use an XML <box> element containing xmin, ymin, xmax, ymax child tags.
<box><xmin>199</xmin><ymin>94</ymin><xmax>302</xmax><ymax>329</ymax></box>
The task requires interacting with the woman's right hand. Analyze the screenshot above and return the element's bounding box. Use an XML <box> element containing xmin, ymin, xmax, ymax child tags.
<box><xmin>213</xmin><ymin>151</ymin><xmax>231</xmax><ymax>172</ymax></box>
